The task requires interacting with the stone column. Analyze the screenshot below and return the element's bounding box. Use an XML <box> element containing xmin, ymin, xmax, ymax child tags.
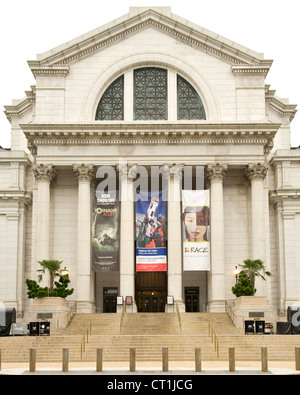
<box><xmin>118</xmin><ymin>163</ymin><xmax>137</xmax><ymax>312</ymax></box>
<box><xmin>32</xmin><ymin>164</ymin><xmax>56</xmax><ymax>282</ymax></box>
<box><xmin>244</xmin><ymin>163</ymin><xmax>268</xmax><ymax>296</ymax></box>
<box><xmin>206</xmin><ymin>163</ymin><xmax>228</xmax><ymax>313</ymax></box>
<box><xmin>167</xmin><ymin>164</ymin><xmax>185</xmax><ymax>312</ymax></box>
<box><xmin>73</xmin><ymin>164</ymin><xmax>95</xmax><ymax>313</ymax></box>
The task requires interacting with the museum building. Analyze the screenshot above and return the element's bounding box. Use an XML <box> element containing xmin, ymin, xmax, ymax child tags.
<box><xmin>0</xmin><ymin>7</ymin><xmax>299</xmax><ymax>318</ymax></box>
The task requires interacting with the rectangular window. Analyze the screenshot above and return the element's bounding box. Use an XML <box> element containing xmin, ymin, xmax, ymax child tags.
<box><xmin>134</xmin><ymin>68</ymin><xmax>168</xmax><ymax>120</ymax></box>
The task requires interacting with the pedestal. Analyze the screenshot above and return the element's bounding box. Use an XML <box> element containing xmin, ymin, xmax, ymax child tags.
<box><xmin>232</xmin><ymin>296</ymin><xmax>276</xmax><ymax>329</ymax></box>
<box><xmin>24</xmin><ymin>297</ymin><xmax>70</xmax><ymax>331</ymax></box>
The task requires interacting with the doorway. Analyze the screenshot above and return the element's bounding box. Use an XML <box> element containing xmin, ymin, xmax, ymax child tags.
<box><xmin>185</xmin><ymin>287</ymin><xmax>199</xmax><ymax>312</ymax></box>
<box><xmin>103</xmin><ymin>288</ymin><xmax>118</xmax><ymax>313</ymax></box>
<box><xmin>137</xmin><ymin>290</ymin><xmax>166</xmax><ymax>312</ymax></box>
<box><xmin>136</xmin><ymin>272</ymin><xmax>167</xmax><ymax>313</ymax></box>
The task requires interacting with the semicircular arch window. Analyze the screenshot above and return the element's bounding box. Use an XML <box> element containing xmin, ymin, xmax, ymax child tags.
<box><xmin>95</xmin><ymin>70</ymin><xmax>206</xmax><ymax>121</ymax></box>
<box><xmin>177</xmin><ymin>75</ymin><xmax>206</xmax><ymax>120</ymax></box>
<box><xmin>95</xmin><ymin>75</ymin><xmax>124</xmax><ymax>120</ymax></box>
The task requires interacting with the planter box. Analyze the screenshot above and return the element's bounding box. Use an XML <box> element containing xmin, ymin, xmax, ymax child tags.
<box><xmin>234</xmin><ymin>296</ymin><xmax>268</xmax><ymax>306</ymax></box>
<box><xmin>25</xmin><ymin>297</ymin><xmax>69</xmax><ymax>331</ymax></box>
<box><xmin>232</xmin><ymin>296</ymin><xmax>276</xmax><ymax>329</ymax></box>
<box><xmin>33</xmin><ymin>297</ymin><xmax>67</xmax><ymax>307</ymax></box>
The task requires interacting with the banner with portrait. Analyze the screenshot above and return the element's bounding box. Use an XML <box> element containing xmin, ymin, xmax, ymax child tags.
<box><xmin>135</xmin><ymin>191</ymin><xmax>167</xmax><ymax>272</ymax></box>
<box><xmin>182</xmin><ymin>190</ymin><xmax>210</xmax><ymax>271</ymax></box>
<box><xmin>92</xmin><ymin>191</ymin><xmax>120</xmax><ymax>272</ymax></box>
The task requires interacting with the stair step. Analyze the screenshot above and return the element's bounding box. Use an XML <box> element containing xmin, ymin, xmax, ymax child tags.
<box><xmin>0</xmin><ymin>313</ymin><xmax>299</xmax><ymax>362</ymax></box>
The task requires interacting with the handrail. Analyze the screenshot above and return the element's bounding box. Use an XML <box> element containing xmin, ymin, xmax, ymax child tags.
<box><xmin>176</xmin><ymin>303</ymin><xmax>182</xmax><ymax>334</ymax></box>
<box><xmin>120</xmin><ymin>302</ymin><xmax>126</xmax><ymax>333</ymax></box>
<box><xmin>208</xmin><ymin>321</ymin><xmax>220</xmax><ymax>358</ymax></box>
<box><xmin>225</xmin><ymin>300</ymin><xmax>247</xmax><ymax>328</ymax></box>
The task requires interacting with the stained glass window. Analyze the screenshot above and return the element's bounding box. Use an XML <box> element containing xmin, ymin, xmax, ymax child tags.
<box><xmin>177</xmin><ymin>75</ymin><xmax>206</xmax><ymax>120</ymax></box>
<box><xmin>134</xmin><ymin>68</ymin><xmax>168</xmax><ymax>120</ymax></box>
<box><xmin>95</xmin><ymin>75</ymin><xmax>124</xmax><ymax>120</ymax></box>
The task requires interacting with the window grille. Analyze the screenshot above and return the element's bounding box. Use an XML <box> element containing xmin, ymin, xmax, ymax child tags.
<box><xmin>177</xmin><ymin>75</ymin><xmax>206</xmax><ymax>120</ymax></box>
<box><xmin>95</xmin><ymin>75</ymin><xmax>124</xmax><ymax>120</ymax></box>
<box><xmin>134</xmin><ymin>68</ymin><xmax>168</xmax><ymax>120</ymax></box>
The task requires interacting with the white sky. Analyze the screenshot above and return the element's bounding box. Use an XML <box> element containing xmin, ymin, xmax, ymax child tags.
<box><xmin>0</xmin><ymin>0</ymin><xmax>299</xmax><ymax>148</ymax></box>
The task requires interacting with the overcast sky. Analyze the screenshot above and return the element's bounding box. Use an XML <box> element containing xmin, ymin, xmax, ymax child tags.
<box><xmin>0</xmin><ymin>0</ymin><xmax>299</xmax><ymax>148</ymax></box>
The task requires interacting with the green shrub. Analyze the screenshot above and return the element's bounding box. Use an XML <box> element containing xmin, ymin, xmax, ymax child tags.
<box><xmin>26</xmin><ymin>276</ymin><xmax>74</xmax><ymax>299</ymax></box>
<box><xmin>232</xmin><ymin>270</ymin><xmax>255</xmax><ymax>298</ymax></box>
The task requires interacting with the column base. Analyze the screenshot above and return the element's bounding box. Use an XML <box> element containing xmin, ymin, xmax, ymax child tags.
<box><xmin>76</xmin><ymin>301</ymin><xmax>95</xmax><ymax>314</ymax></box>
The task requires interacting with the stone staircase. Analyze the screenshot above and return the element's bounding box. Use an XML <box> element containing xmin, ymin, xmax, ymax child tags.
<box><xmin>121</xmin><ymin>313</ymin><xmax>180</xmax><ymax>335</ymax></box>
<box><xmin>0</xmin><ymin>312</ymin><xmax>300</xmax><ymax>363</ymax></box>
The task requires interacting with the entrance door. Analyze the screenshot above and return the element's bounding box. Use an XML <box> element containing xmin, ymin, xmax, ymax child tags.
<box><xmin>136</xmin><ymin>272</ymin><xmax>167</xmax><ymax>313</ymax></box>
<box><xmin>185</xmin><ymin>287</ymin><xmax>199</xmax><ymax>312</ymax></box>
<box><xmin>137</xmin><ymin>290</ymin><xmax>166</xmax><ymax>313</ymax></box>
<box><xmin>103</xmin><ymin>288</ymin><xmax>118</xmax><ymax>313</ymax></box>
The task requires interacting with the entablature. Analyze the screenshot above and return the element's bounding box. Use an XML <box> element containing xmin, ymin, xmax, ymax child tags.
<box><xmin>21</xmin><ymin>122</ymin><xmax>279</xmax><ymax>155</ymax></box>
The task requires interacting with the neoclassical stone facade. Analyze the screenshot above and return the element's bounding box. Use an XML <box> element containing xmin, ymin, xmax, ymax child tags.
<box><xmin>0</xmin><ymin>7</ymin><xmax>299</xmax><ymax>318</ymax></box>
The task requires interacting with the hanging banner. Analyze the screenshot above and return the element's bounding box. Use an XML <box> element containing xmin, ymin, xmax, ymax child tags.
<box><xmin>92</xmin><ymin>191</ymin><xmax>120</xmax><ymax>272</ymax></box>
<box><xmin>135</xmin><ymin>191</ymin><xmax>167</xmax><ymax>272</ymax></box>
<box><xmin>182</xmin><ymin>190</ymin><xmax>210</xmax><ymax>271</ymax></box>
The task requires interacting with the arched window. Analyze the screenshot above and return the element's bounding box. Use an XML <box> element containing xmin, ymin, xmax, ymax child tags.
<box><xmin>95</xmin><ymin>69</ymin><xmax>206</xmax><ymax>121</ymax></box>
<box><xmin>177</xmin><ymin>75</ymin><xmax>206</xmax><ymax>120</ymax></box>
<box><xmin>95</xmin><ymin>75</ymin><xmax>124</xmax><ymax>120</ymax></box>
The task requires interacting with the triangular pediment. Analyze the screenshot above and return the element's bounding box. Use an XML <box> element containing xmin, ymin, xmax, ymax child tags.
<box><xmin>28</xmin><ymin>7</ymin><xmax>271</xmax><ymax>75</ymax></box>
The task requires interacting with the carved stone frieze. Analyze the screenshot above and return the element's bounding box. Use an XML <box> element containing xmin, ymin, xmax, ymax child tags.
<box><xmin>32</xmin><ymin>164</ymin><xmax>56</xmax><ymax>183</ymax></box>
<box><xmin>244</xmin><ymin>163</ymin><xmax>268</xmax><ymax>182</ymax></box>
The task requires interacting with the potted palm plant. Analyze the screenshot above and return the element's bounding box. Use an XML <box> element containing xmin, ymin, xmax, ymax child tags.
<box><xmin>25</xmin><ymin>259</ymin><xmax>74</xmax><ymax>329</ymax></box>
<box><xmin>26</xmin><ymin>260</ymin><xmax>74</xmax><ymax>302</ymax></box>
<box><xmin>232</xmin><ymin>259</ymin><xmax>271</xmax><ymax>306</ymax></box>
<box><xmin>231</xmin><ymin>259</ymin><xmax>274</xmax><ymax>329</ymax></box>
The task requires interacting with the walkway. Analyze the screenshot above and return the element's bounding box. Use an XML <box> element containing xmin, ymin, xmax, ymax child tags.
<box><xmin>0</xmin><ymin>360</ymin><xmax>298</xmax><ymax>375</ymax></box>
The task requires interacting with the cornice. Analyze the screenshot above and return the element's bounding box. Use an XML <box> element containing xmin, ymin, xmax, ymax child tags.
<box><xmin>29</xmin><ymin>10</ymin><xmax>266</xmax><ymax>70</ymax></box>
<box><xmin>270</xmin><ymin>188</ymin><xmax>300</xmax><ymax>203</ymax></box>
<box><xmin>265</xmin><ymin>85</ymin><xmax>297</xmax><ymax>122</ymax></box>
<box><xmin>4</xmin><ymin>87</ymin><xmax>36</xmax><ymax>122</ymax></box>
<box><xmin>0</xmin><ymin>190</ymin><xmax>32</xmax><ymax>203</ymax></box>
<box><xmin>21</xmin><ymin>122</ymin><xmax>280</xmax><ymax>154</ymax></box>
<box><xmin>27</xmin><ymin>64</ymin><xmax>70</xmax><ymax>78</ymax></box>
<box><xmin>232</xmin><ymin>63</ymin><xmax>272</xmax><ymax>77</ymax></box>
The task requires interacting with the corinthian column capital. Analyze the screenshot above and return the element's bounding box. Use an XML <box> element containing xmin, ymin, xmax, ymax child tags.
<box><xmin>73</xmin><ymin>164</ymin><xmax>96</xmax><ymax>183</ymax></box>
<box><xmin>244</xmin><ymin>163</ymin><xmax>268</xmax><ymax>182</ymax></box>
<box><xmin>32</xmin><ymin>164</ymin><xmax>56</xmax><ymax>183</ymax></box>
<box><xmin>206</xmin><ymin>163</ymin><xmax>228</xmax><ymax>182</ymax></box>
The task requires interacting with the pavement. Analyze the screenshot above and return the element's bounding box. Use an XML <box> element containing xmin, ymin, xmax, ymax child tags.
<box><xmin>0</xmin><ymin>360</ymin><xmax>299</xmax><ymax>375</ymax></box>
